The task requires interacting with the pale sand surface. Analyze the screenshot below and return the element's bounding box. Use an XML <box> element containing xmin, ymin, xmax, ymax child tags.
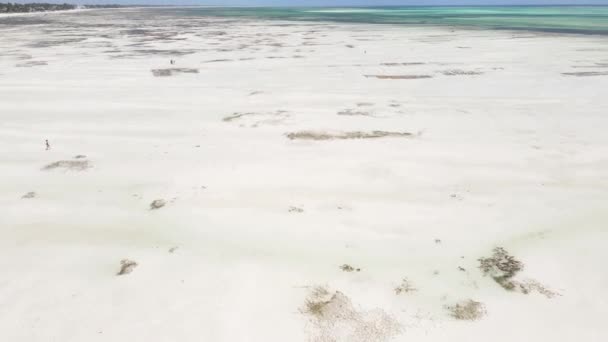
<box><xmin>1</xmin><ymin>9</ymin><xmax>608</xmax><ymax>342</ymax></box>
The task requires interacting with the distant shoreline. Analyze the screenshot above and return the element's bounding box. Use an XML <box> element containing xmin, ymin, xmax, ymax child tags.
<box><xmin>0</xmin><ymin>3</ymin><xmax>139</xmax><ymax>18</ymax></box>
<box><xmin>0</xmin><ymin>8</ymin><xmax>88</xmax><ymax>18</ymax></box>
<box><xmin>3</xmin><ymin>5</ymin><xmax>608</xmax><ymax>36</ymax></box>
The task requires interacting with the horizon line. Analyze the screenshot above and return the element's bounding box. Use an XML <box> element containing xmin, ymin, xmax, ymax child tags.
<box><xmin>76</xmin><ymin>3</ymin><xmax>608</xmax><ymax>7</ymax></box>
<box><xmin>5</xmin><ymin>2</ymin><xmax>608</xmax><ymax>7</ymax></box>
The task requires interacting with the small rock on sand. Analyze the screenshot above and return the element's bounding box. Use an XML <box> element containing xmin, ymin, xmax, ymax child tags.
<box><xmin>21</xmin><ymin>191</ymin><xmax>36</xmax><ymax>199</ymax></box>
<box><xmin>150</xmin><ymin>199</ymin><xmax>166</xmax><ymax>210</ymax></box>
<box><xmin>340</xmin><ymin>264</ymin><xmax>361</xmax><ymax>272</ymax></box>
<box><xmin>117</xmin><ymin>259</ymin><xmax>138</xmax><ymax>276</ymax></box>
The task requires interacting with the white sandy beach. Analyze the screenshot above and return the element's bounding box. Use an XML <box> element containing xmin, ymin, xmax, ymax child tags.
<box><xmin>1</xmin><ymin>8</ymin><xmax>608</xmax><ymax>342</ymax></box>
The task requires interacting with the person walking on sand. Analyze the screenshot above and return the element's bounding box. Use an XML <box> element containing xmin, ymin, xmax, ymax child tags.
<box><xmin>45</xmin><ymin>139</ymin><xmax>50</xmax><ymax>150</ymax></box>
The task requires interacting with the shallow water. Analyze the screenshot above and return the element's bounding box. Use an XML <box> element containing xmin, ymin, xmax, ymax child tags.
<box><xmin>169</xmin><ymin>6</ymin><xmax>608</xmax><ymax>35</ymax></box>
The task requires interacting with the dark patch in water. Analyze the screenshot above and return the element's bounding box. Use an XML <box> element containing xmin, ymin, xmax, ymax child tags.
<box><xmin>381</xmin><ymin>62</ymin><xmax>425</xmax><ymax>66</ymax></box>
<box><xmin>16</xmin><ymin>61</ymin><xmax>48</xmax><ymax>67</ymax></box>
<box><xmin>151</xmin><ymin>68</ymin><xmax>199</xmax><ymax>77</ymax></box>
<box><xmin>337</xmin><ymin>109</ymin><xmax>373</xmax><ymax>116</ymax></box>
<box><xmin>440</xmin><ymin>69</ymin><xmax>484</xmax><ymax>76</ymax></box>
<box><xmin>203</xmin><ymin>59</ymin><xmax>232</xmax><ymax>63</ymax></box>
<box><xmin>27</xmin><ymin>38</ymin><xmax>87</xmax><ymax>48</ymax></box>
<box><xmin>286</xmin><ymin>130</ymin><xmax>413</xmax><ymax>140</ymax></box>
<box><xmin>571</xmin><ymin>63</ymin><xmax>608</xmax><ymax>69</ymax></box>
<box><xmin>562</xmin><ymin>71</ymin><xmax>608</xmax><ymax>77</ymax></box>
<box><xmin>365</xmin><ymin>74</ymin><xmax>433</xmax><ymax>80</ymax></box>
<box><xmin>135</xmin><ymin>49</ymin><xmax>196</xmax><ymax>56</ymax></box>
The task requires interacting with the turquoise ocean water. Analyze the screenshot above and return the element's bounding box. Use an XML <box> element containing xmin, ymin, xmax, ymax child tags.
<box><xmin>172</xmin><ymin>6</ymin><xmax>608</xmax><ymax>35</ymax></box>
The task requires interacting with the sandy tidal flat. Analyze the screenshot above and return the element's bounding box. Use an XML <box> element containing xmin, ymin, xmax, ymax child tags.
<box><xmin>1</xmin><ymin>8</ymin><xmax>608</xmax><ymax>342</ymax></box>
